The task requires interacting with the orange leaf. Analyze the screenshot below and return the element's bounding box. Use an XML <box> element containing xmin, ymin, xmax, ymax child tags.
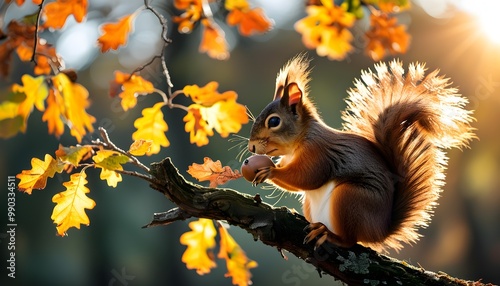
<box><xmin>42</xmin><ymin>89</ymin><xmax>65</xmax><ymax>138</ymax></box>
<box><xmin>218</xmin><ymin>224</ymin><xmax>257</xmax><ymax>286</ymax></box>
<box><xmin>365</xmin><ymin>13</ymin><xmax>410</xmax><ymax>61</ymax></box>
<box><xmin>92</xmin><ymin>150</ymin><xmax>129</xmax><ymax>188</ymax></box>
<box><xmin>17</xmin><ymin>154</ymin><xmax>64</xmax><ymax>194</ymax></box>
<box><xmin>132</xmin><ymin>102</ymin><xmax>169</xmax><ymax>155</ymax></box>
<box><xmin>200</xmin><ymin>19</ymin><xmax>229</xmax><ymax>60</ymax></box>
<box><xmin>226</xmin><ymin>8</ymin><xmax>273</xmax><ymax>36</ymax></box>
<box><xmin>173</xmin><ymin>0</ymin><xmax>202</xmax><ymax>34</ymax></box>
<box><xmin>184</xmin><ymin>106</ymin><xmax>213</xmax><ymax>147</ymax></box>
<box><xmin>52</xmin><ymin>73</ymin><xmax>95</xmax><ymax>142</ymax></box>
<box><xmin>128</xmin><ymin>139</ymin><xmax>153</xmax><ymax>156</ymax></box>
<box><xmin>187</xmin><ymin>157</ymin><xmax>242</xmax><ymax>187</ymax></box>
<box><xmin>110</xmin><ymin>71</ymin><xmax>154</xmax><ymax>111</ymax></box>
<box><xmin>51</xmin><ymin>170</ymin><xmax>96</xmax><ymax>236</ymax></box>
<box><xmin>43</xmin><ymin>0</ymin><xmax>88</xmax><ymax>29</ymax></box>
<box><xmin>183</xmin><ymin>81</ymin><xmax>236</xmax><ymax>106</ymax></box>
<box><xmin>179</xmin><ymin>218</ymin><xmax>217</xmax><ymax>275</ymax></box>
<box><xmin>97</xmin><ymin>13</ymin><xmax>136</xmax><ymax>52</ymax></box>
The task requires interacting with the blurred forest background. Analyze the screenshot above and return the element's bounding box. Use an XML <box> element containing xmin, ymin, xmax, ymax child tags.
<box><xmin>0</xmin><ymin>0</ymin><xmax>499</xmax><ymax>285</ymax></box>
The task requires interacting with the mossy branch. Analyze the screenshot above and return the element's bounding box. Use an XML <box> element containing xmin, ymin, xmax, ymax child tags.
<box><xmin>145</xmin><ymin>157</ymin><xmax>492</xmax><ymax>286</ymax></box>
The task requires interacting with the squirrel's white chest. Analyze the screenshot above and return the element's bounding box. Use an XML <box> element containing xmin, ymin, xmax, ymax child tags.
<box><xmin>302</xmin><ymin>181</ymin><xmax>336</xmax><ymax>232</ymax></box>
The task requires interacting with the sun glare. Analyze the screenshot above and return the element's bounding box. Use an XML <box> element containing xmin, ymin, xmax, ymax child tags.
<box><xmin>459</xmin><ymin>0</ymin><xmax>500</xmax><ymax>44</ymax></box>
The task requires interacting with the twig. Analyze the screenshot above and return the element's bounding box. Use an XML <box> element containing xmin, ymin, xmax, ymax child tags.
<box><xmin>96</xmin><ymin>127</ymin><xmax>151</xmax><ymax>173</ymax></box>
<box><xmin>115</xmin><ymin>169</ymin><xmax>153</xmax><ymax>182</ymax></box>
<box><xmin>144</xmin><ymin>0</ymin><xmax>174</xmax><ymax>92</ymax></box>
<box><xmin>31</xmin><ymin>0</ymin><xmax>45</xmax><ymax>64</ymax></box>
<box><xmin>142</xmin><ymin>207</ymin><xmax>192</xmax><ymax>228</ymax></box>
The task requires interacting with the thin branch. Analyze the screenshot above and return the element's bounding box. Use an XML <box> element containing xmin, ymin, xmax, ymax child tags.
<box><xmin>147</xmin><ymin>157</ymin><xmax>493</xmax><ymax>286</ymax></box>
<box><xmin>31</xmin><ymin>0</ymin><xmax>45</xmax><ymax>64</ymax></box>
<box><xmin>95</xmin><ymin>127</ymin><xmax>151</xmax><ymax>173</ymax></box>
<box><xmin>144</xmin><ymin>0</ymin><xmax>173</xmax><ymax>92</ymax></box>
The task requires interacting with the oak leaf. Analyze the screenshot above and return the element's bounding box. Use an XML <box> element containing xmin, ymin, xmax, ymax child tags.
<box><xmin>183</xmin><ymin>106</ymin><xmax>213</xmax><ymax>147</ymax></box>
<box><xmin>97</xmin><ymin>13</ymin><xmax>136</xmax><ymax>52</ymax></box>
<box><xmin>17</xmin><ymin>154</ymin><xmax>64</xmax><ymax>194</ymax></box>
<box><xmin>42</xmin><ymin>89</ymin><xmax>65</xmax><ymax>138</ymax></box>
<box><xmin>12</xmin><ymin>74</ymin><xmax>48</xmax><ymax>125</ymax></box>
<box><xmin>208</xmin><ymin>99</ymin><xmax>249</xmax><ymax>138</ymax></box>
<box><xmin>92</xmin><ymin>150</ymin><xmax>129</xmax><ymax>187</ymax></box>
<box><xmin>132</xmin><ymin>102</ymin><xmax>169</xmax><ymax>155</ymax></box>
<box><xmin>128</xmin><ymin>139</ymin><xmax>153</xmax><ymax>156</ymax></box>
<box><xmin>183</xmin><ymin>81</ymin><xmax>236</xmax><ymax>106</ymax></box>
<box><xmin>172</xmin><ymin>0</ymin><xmax>202</xmax><ymax>34</ymax></box>
<box><xmin>51</xmin><ymin>73</ymin><xmax>96</xmax><ymax>142</ymax></box>
<box><xmin>0</xmin><ymin>92</ymin><xmax>26</xmax><ymax>138</ymax></box>
<box><xmin>365</xmin><ymin>12</ymin><xmax>410</xmax><ymax>61</ymax></box>
<box><xmin>200</xmin><ymin>19</ymin><xmax>229</xmax><ymax>60</ymax></box>
<box><xmin>51</xmin><ymin>171</ymin><xmax>96</xmax><ymax>236</ymax></box>
<box><xmin>55</xmin><ymin>145</ymin><xmax>93</xmax><ymax>167</ymax></box>
<box><xmin>179</xmin><ymin>218</ymin><xmax>217</xmax><ymax>275</ymax></box>
<box><xmin>218</xmin><ymin>224</ymin><xmax>257</xmax><ymax>286</ymax></box>
<box><xmin>295</xmin><ymin>1</ymin><xmax>356</xmax><ymax>60</ymax></box>
<box><xmin>110</xmin><ymin>71</ymin><xmax>155</xmax><ymax>111</ymax></box>
<box><xmin>187</xmin><ymin>157</ymin><xmax>242</xmax><ymax>188</ymax></box>
<box><xmin>225</xmin><ymin>0</ymin><xmax>272</xmax><ymax>36</ymax></box>
<box><xmin>43</xmin><ymin>0</ymin><xmax>88</xmax><ymax>29</ymax></box>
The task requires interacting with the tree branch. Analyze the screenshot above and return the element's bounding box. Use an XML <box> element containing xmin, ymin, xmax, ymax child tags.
<box><xmin>147</xmin><ymin>157</ymin><xmax>492</xmax><ymax>286</ymax></box>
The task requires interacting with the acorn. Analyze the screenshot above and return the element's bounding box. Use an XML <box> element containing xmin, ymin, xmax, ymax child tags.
<box><xmin>241</xmin><ymin>155</ymin><xmax>275</xmax><ymax>182</ymax></box>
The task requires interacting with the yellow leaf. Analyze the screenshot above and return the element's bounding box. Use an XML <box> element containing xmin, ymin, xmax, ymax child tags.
<box><xmin>110</xmin><ymin>71</ymin><xmax>155</xmax><ymax>111</ymax></box>
<box><xmin>12</xmin><ymin>74</ymin><xmax>48</xmax><ymax>120</ymax></box>
<box><xmin>17</xmin><ymin>154</ymin><xmax>63</xmax><ymax>194</ymax></box>
<box><xmin>128</xmin><ymin>139</ymin><xmax>153</xmax><ymax>156</ymax></box>
<box><xmin>92</xmin><ymin>150</ymin><xmax>129</xmax><ymax>187</ymax></box>
<box><xmin>43</xmin><ymin>0</ymin><xmax>88</xmax><ymax>29</ymax></box>
<box><xmin>52</xmin><ymin>73</ymin><xmax>96</xmax><ymax>142</ymax></box>
<box><xmin>187</xmin><ymin>157</ymin><xmax>242</xmax><ymax>187</ymax></box>
<box><xmin>208</xmin><ymin>100</ymin><xmax>249</xmax><ymax>137</ymax></box>
<box><xmin>218</xmin><ymin>224</ymin><xmax>257</xmax><ymax>286</ymax></box>
<box><xmin>51</xmin><ymin>171</ymin><xmax>96</xmax><ymax>236</ymax></box>
<box><xmin>97</xmin><ymin>13</ymin><xmax>136</xmax><ymax>52</ymax></box>
<box><xmin>180</xmin><ymin>218</ymin><xmax>217</xmax><ymax>275</ymax></box>
<box><xmin>0</xmin><ymin>97</ymin><xmax>25</xmax><ymax>138</ymax></box>
<box><xmin>55</xmin><ymin>144</ymin><xmax>92</xmax><ymax>167</ymax></box>
<box><xmin>294</xmin><ymin>3</ymin><xmax>355</xmax><ymax>61</ymax></box>
<box><xmin>132</xmin><ymin>102</ymin><xmax>169</xmax><ymax>155</ymax></box>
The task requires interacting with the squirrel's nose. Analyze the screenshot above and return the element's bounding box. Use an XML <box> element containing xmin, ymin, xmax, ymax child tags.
<box><xmin>248</xmin><ymin>143</ymin><xmax>256</xmax><ymax>153</ymax></box>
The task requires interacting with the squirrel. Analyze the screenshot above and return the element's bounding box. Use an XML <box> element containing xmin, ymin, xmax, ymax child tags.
<box><xmin>247</xmin><ymin>55</ymin><xmax>475</xmax><ymax>251</ymax></box>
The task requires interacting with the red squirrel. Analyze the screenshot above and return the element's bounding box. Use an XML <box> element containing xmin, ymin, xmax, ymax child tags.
<box><xmin>247</xmin><ymin>55</ymin><xmax>475</xmax><ymax>251</ymax></box>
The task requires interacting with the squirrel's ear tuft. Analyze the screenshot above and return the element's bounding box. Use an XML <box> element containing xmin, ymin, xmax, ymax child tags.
<box><xmin>274</xmin><ymin>54</ymin><xmax>311</xmax><ymax>101</ymax></box>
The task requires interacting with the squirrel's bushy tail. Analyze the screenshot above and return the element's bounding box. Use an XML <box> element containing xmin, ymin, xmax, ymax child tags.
<box><xmin>342</xmin><ymin>60</ymin><xmax>475</xmax><ymax>250</ymax></box>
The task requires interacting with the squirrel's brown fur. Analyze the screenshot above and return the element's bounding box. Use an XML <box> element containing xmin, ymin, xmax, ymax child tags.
<box><xmin>249</xmin><ymin>55</ymin><xmax>475</xmax><ymax>251</ymax></box>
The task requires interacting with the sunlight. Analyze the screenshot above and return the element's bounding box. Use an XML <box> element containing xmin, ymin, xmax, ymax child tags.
<box><xmin>459</xmin><ymin>0</ymin><xmax>500</xmax><ymax>44</ymax></box>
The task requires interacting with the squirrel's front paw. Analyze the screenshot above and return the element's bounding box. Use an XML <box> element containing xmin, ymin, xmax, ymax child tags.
<box><xmin>252</xmin><ymin>166</ymin><xmax>272</xmax><ymax>186</ymax></box>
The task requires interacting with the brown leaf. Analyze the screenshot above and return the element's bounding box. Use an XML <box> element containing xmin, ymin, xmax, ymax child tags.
<box><xmin>187</xmin><ymin>157</ymin><xmax>242</xmax><ymax>187</ymax></box>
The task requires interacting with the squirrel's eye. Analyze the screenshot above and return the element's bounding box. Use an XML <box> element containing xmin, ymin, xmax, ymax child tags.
<box><xmin>267</xmin><ymin>116</ymin><xmax>281</xmax><ymax>129</ymax></box>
